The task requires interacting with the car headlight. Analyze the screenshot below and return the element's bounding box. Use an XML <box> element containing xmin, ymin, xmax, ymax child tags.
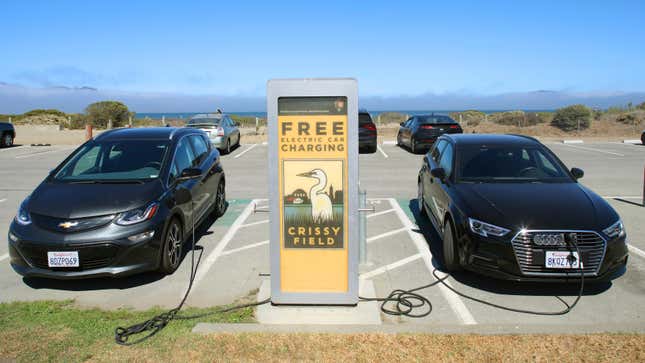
<box><xmin>603</xmin><ymin>219</ymin><xmax>625</xmax><ymax>239</ymax></box>
<box><xmin>15</xmin><ymin>197</ymin><xmax>32</xmax><ymax>226</ymax></box>
<box><xmin>115</xmin><ymin>202</ymin><xmax>159</xmax><ymax>226</ymax></box>
<box><xmin>468</xmin><ymin>217</ymin><xmax>510</xmax><ymax>237</ymax></box>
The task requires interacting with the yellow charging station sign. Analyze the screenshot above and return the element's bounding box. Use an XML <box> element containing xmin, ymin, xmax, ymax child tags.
<box><xmin>278</xmin><ymin>97</ymin><xmax>349</xmax><ymax>293</ymax></box>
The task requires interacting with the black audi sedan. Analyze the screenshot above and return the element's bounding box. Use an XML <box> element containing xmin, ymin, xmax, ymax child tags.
<box><xmin>417</xmin><ymin>134</ymin><xmax>628</xmax><ymax>281</ymax></box>
<box><xmin>8</xmin><ymin>127</ymin><xmax>226</xmax><ymax>279</ymax></box>
<box><xmin>397</xmin><ymin>114</ymin><xmax>462</xmax><ymax>153</ymax></box>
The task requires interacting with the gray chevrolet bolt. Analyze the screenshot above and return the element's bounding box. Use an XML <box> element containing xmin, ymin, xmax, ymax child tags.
<box><xmin>8</xmin><ymin>127</ymin><xmax>226</xmax><ymax>279</ymax></box>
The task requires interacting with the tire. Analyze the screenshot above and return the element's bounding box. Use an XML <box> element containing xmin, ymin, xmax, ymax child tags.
<box><xmin>236</xmin><ymin>133</ymin><xmax>241</xmax><ymax>148</ymax></box>
<box><xmin>226</xmin><ymin>138</ymin><xmax>231</xmax><ymax>154</ymax></box>
<box><xmin>367</xmin><ymin>144</ymin><xmax>377</xmax><ymax>153</ymax></box>
<box><xmin>396</xmin><ymin>133</ymin><xmax>401</xmax><ymax>146</ymax></box>
<box><xmin>213</xmin><ymin>179</ymin><xmax>226</xmax><ymax>218</ymax></box>
<box><xmin>442</xmin><ymin>218</ymin><xmax>462</xmax><ymax>272</ymax></box>
<box><xmin>1</xmin><ymin>133</ymin><xmax>13</xmax><ymax>148</ymax></box>
<box><xmin>411</xmin><ymin>137</ymin><xmax>417</xmax><ymax>154</ymax></box>
<box><xmin>417</xmin><ymin>179</ymin><xmax>427</xmax><ymax>217</ymax></box>
<box><xmin>159</xmin><ymin>219</ymin><xmax>183</xmax><ymax>274</ymax></box>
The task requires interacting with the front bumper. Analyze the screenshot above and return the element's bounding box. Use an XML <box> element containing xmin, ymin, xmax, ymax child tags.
<box><xmin>7</xmin><ymin>217</ymin><xmax>166</xmax><ymax>279</ymax></box>
<box><xmin>459</xmin><ymin>231</ymin><xmax>628</xmax><ymax>282</ymax></box>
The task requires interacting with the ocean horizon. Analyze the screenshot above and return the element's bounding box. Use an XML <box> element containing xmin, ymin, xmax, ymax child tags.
<box><xmin>135</xmin><ymin>109</ymin><xmax>556</xmax><ymax>119</ymax></box>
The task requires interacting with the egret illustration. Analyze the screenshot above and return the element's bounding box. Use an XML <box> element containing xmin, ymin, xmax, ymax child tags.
<box><xmin>297</xmin><ymin>168</ymin><xmax>333</xmax><ymax>223</ymax></box>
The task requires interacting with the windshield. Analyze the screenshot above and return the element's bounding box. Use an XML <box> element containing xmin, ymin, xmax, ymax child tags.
<box><xmin>458</xmin><ymin>145</ymin><xmax>571</xmax><ymax>183</ymax></box>
<box><xmin>418</xmin><ymin>115</ymin><xmax>455</xmax><ymax>124</ymax></box>
<box><xmin>53</xmin><ymin>139</ymin><xmax>170</xmax><ymax>182</ymax></box>
<box><xmin>188</xmin><ymin>118</ymin><xmax>220</xmax><ymax>126</ymax></box>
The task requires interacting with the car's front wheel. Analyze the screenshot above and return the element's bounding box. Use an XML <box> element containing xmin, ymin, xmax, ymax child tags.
<box><xmin>159</xmin><ymin>219</ymin><xmax>183</xmax><ymax>274</ymax></box>
<box><xmin>1</xmin><ymin>133</ymin><xmax>13</xmax><ymax>148</ymax></box>
<box><xmin>411</xmin><ymin>137</ymin><xmax>417</xmax><ymax>154</ymax></box>
<box><xmin>213</xmin><ymin>180</ymin><xmax>226</xmax><ymax>218</ymax></box>
<box><xmin>442</xmin><ymin>218</ymin><xmax>462</xmax><ymax>272</ymax></box>
<box><xmin>417</xmin><ymin>179</ymin><xmax>426</xmax><ymax>217</ymax></box>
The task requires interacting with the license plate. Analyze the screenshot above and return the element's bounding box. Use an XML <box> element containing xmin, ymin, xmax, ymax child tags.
<box><xmin>545</xmin><ymin>251</ymin><xmax>579</xmax><ymax>269</ymax></box>
<box><xmin>47</xmin><ymin>251</ymin><xmax>79</xmax><ymax>267</ymax></box>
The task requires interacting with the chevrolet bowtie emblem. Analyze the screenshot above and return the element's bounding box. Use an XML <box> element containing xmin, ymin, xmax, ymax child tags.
<box><xmin>58</xmin><ymin>221</ymin><xmax>79</xmax><ymax>229</ymax></box>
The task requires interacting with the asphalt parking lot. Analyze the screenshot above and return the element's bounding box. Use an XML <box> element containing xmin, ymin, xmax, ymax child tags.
<box><xmin>1</xmin><ymin>140</ymin><xmax>644</xmax><ymax>331</ymax></box>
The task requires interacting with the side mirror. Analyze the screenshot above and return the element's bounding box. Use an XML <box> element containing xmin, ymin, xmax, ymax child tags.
<box><xmin>430</xmin><ymin>167</ymin><xmax>446</xmax><ymax>181</ymax></box>
<box><xmin>175</xmin><ymin>187</ymin><xmax>192</xmax><ymax>204</ymax></box>
<box><xmin>571</xmin><ymin>167</ymin><xmax>584</xmax><ymax>180</ymax></box>
<box><xmin>400</xmin><ymin>122</ymin><xmax>405</xmax><ymax>126</ymax></box>
<box><xmin>177</xmin><ymin>167</ymin><xmax>202</xmax><ymax>181</ymax></box>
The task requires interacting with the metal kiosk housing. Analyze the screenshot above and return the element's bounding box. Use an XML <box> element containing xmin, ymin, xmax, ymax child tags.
<box><xmin>267</xmin><ymin>78</ymin><xmax>359</xmax><ymax>305</ymax></box>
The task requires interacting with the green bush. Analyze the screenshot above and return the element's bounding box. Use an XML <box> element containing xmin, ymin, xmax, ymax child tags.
<box><xmin>450</xmin><ymin>110</ymin><xmax>485</xmax><ymax>126</ymax></box>
<box><xmin>551</xmin><ymin>104</ymin><xmax>592</xmax><ymax>131</ymax></box>
<box><xmin>23</xmin><ymin>109</ymin><xmax>67</xmax><ymax>118</ymax></box>
<box><xmin>230</xmin><ymin>114</ymin><xmax>266</xmax><ymax>128</ymax></box>
<box><xmin>85</xmin><ymin>101</ymin><xmax>133</xmax><ymax>128</ymax></box>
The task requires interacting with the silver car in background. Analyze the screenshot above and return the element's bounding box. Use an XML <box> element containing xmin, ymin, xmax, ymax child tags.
<box><xmin>186</xmin><ymin>113</ymin><xmax>241</xmax><ymax>154</ymax></box>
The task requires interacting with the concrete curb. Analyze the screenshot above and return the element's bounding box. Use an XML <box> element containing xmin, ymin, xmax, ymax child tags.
<box><xmin>622</xmin><ymin>139</ymin><xmax>642</xmax><ymax>145</ymax></box>
<box><xmin>192</xmin><ymin>323</ymin><xmax>645</xmax><ymax>335</ymax></box>
<box><xmin>382</xmin><ymin>140</ymin><xmax>396</xmax><ymax>145</ymax></box>
<box><xmin>562</xmin><ymin>139</ymin><xmax>584</xmax><ymax>144</ymax></box>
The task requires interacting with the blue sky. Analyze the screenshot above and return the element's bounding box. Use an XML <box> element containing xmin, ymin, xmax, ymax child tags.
<box><xmin>0</xmin><ymin>0</ymin><xmax>644</xmax><ymax>111</ymax></box>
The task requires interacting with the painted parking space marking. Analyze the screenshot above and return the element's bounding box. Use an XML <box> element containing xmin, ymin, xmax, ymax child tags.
<box><xmin>628</xmin><ymin>244</ymin><xmax>645</xmax><ymax>259</ymax></box>
<box><xmin>189</xmin><ymin>200</ymin><xmax>257</xmax><ymax>294</ymax></box>
<box><xmin>233</xmin><ymin>143</ymin><xmax>258</xmax><ymax>159</ymax></box>
<box><xmin>0</xmin><ymin>198</ymin><xmax>6</xmax><ymax>203</ymax></box>
<box><xmin>377</xmin><ymin>145</ymin><xmax>389</xmax><ymax>158</ymax></box>
<box><xmin>0</xmin><ymin>253</ymin><xmax>8</xmax><ymax>262</ymax></box>
<box><xmin>15</xmin><ymin>147</ymin><xmax>75</xmax><ymax>159</ymax></box>
<box><xmin>0</xmin><ymin>145</ymin><xmax>28</xmax><ymax>153</ymax></box>
<box><xmin>562</xmin><ymin>144</ymin><xmax>625</xmax><ymax>157</ymax></box>
<box><xmin>388</xmin><ymin>198</ymin><xmax>477</xmax><ymax>325</ymax></box>
<box><xmin>367</xmin><ymin>227</ymin><xmax>409</xmax><ymax>243</ymax></box>
<box><xmin>360</xmin><ymin>253</ymin><xmax>423</xmax><ymax>280</ymax></box>
<box><xmin>221</xmin><ymin>240</ymin><xmax>269</xmax><ymax>257</ymax></box>
<box><xmin>240</xmin><ymin>219</ymin><xmax>269</xmax><ymax>228</ymax></box>
<box><xmin>366</xmin><ymin>208</ymin><xmax>395</xmax><ymax>219</ymax></box>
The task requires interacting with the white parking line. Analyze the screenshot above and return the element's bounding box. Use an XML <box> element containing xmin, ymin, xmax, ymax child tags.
<box><xmin>602</xmin><ymin>196</ymin><xmax>642</xmax><ymax>200</ymax></box>
<box><xmin>360</xmin><ymin>253</ymin><xmax>423</xmax><ymax>280</ymax></box>
<box><xmin>0</xmin><ymin>253</ymin><xmax>8</xmax><ymax>262</ymax></box>
<box><xmin>377</xmin><ymin>145</ymin><xmax>389</xmax><ymax>158</ymax></box>
<box><xmin>367</xmin><ymin>227</ymin><xmax>408</xmax><ymax>243</ymax></box>
<box><xmin>0</xmin><ymin>198</ymin><xmax>6</xmax><ymax>203</ymax></box>
<box><xmin>388</xmin><ymin>198</ymin><xmax>477</xmax><ymax>325</ymax></box>
<box><xmin>562</xmin><ymin>144</ymin><xmax>625</xmax><ymax>157</ymax></box>
<box><xmin>221</xmin><ymin>240</ymin><xmax>269</xmax><ymax>257</ymax></box>
<box><xmin>240</xmin><ymin>219</ymin><xmax>269</xmax><ymax>228</ymax></box>
<box><xmin>15</xmin><ymin>147</ymin><xmax>74</xmax><ymax>159</ymax></box>
<box><xmin>366</xmin><ymin>208</ymin><xmax>395</xmax><ymax>219</ymax></box>
<box><xmin>0</xmin><ymin>145</ymin><xmax>28</xmax><ymax>152</ymax></box>
<box><xmin>628</xmin><ymin>244</ymin><xmax>645</xmax><ymax>260</ymax></box>
<box><xmin>189</xmin><ymin>200</ymin><xmax>257</xmax><ymax>294</ymax></box>
<box><xmin>234</xmin><ymin>144</ymin><xmax>258</xmax><ymax>159</ymax></box>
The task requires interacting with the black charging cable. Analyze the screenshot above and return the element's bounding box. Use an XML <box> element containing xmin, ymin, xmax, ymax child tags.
<box><xmin>360</xmin><ymin>238</ymin><xmax>585</xmax><ymax>317</ymax></box>
<box><xmin>114</xmin><ymin>200</ymin><xmax>270</xmax><ymax>346</ymax></box>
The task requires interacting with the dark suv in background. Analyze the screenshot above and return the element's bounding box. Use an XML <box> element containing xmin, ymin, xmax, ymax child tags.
<box><xmin>359</xmin><ymin>110</ymin><xmax>377</xmax><ymax>153</ymax></box>
<box><xmin>397</xmin><ymin>114</ymin><xmax>462</xmax><ymax>153</ymax></box>
<box><xmin>1</xmin><ymin>122</ymin><xmax>15</xmax><ymax>147</ymax></box>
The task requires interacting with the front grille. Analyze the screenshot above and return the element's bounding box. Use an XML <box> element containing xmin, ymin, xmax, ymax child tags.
<box><xmin>18</xmin><ymin>241</ymin><xmax>120</xmax><ymax>271</ymax></box>
<box><xmin>31</xmin><ymin>213</ymin><xmax>116</xmax><ymax>233</ymax></box>
<box><xmin>511</xmin><ymin>230</ymin><xmax>606</xmax><ymax>276</ymax></box>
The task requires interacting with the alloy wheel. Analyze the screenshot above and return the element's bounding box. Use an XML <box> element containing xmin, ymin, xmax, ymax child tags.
<box><xmin>167</xmin><ymin>223</ymin><xmax>182</xmax><ymax>268</ymax></box>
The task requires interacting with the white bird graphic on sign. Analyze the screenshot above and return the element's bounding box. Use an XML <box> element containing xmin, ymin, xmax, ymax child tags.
<box><xmin>297</xmin><ymin>169</ymin><xmax>333</xmax><ymax>223</ymax></box>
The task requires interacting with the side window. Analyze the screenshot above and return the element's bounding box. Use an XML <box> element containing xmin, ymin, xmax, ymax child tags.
<box><xmin>189</xmin><ymin>135</ymin><xmax>209</xmax><ymax>166</ymax></box>
<box><xmin>172</xmin><ymin>137</ymin><xmax>196</xmax><ymax>178</ymax></box>
<box><xmin>439</xmin><ymin>143</ymin><xmax>454</xmax><ymax>177</ymax></box>
<box><xmin>71</xmin><ymin>145</ymin><xmax>101</xmax><ymax>175</ymax></box>
<box><xmin>536</xmin><ymin>151</ymin><xmax>558</xmax><ymax>175</ymax></box>
<box><xmin>225</xmin><ymin>117</ymin><xmax>233</xmax><ymax>127</ymax></box>
<box><xmin>431</xmin><ymin>140</ymin><xmax>448</xmax><ymax>163</ymax></box>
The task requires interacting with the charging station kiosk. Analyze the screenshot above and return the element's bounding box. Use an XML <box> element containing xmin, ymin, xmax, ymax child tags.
<box><xmin>267</xmin><ymin>78</ymin><xmax>359</xmax><ymax>305</ymax></box>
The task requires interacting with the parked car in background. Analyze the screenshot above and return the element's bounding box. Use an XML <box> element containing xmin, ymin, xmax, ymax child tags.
<box><xmin>1</xmin><ymin>122</ymin><xmax>16</xmax><ymax>147</ymax></box>
<box><xmin>397</xmin><ymin>114</ymin><xmax>462</xmax><ymax>153</ymax></box>
<box><xmin>359</xmin><ymin>110</ymin><xmax>377</xmax><ymax>153</ymax></box>
<box><xmin>417</xmin><ymin>134</ymin><xmax>627</xmax><ymax>281</ymax></box>
<box><xmin>641</xmin><ymin>129</ymin><xmax>644</xmax><ymax>145</ymax></box>
<box><xmin>8</xmin><ymin>127</ymin><xmax>226</xmax><ymax>279</ymax></box>
<box><xmin>186</xmin><ymin>113</ymin><xmax>240</xmax><ymax>154</ymax></box>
